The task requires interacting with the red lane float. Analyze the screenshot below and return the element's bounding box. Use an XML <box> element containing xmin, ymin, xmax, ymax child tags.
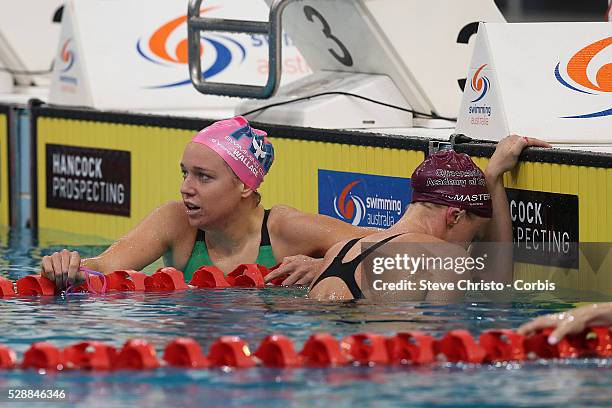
<box><xmin>0</xmin><ymin>276</ymin><xmax>15</xmax><ymax>297</ymax></box>
<box><xmin>63</xmin><ymin>341</ymin><xmax>117</xmax><ymax>370</ymax></box>
<box><xmin>126</xmin><ymin>271</ymin><xmax>147</xmax><ymax>291</ymax></box>
<box><xmin>254</xmin><ymin>335</ymin><xmax>301</xmax><ymax>368</ymax></box>
<box><xmin>189</xmin><ymin>266</ymin><xmax>230</xmax><ymax>288</ymax></box>
<box><xmin>479</xmin><ymin>330</ymin><xmax>526</xmax><ymax>362</ymax></box>
<box><xmin>16</xmin><ymin>275</ymin><xmax>56</xmax><ymax>296</ymax></box>
<box><xmin>524</xmin><ymin>328</ymin><xmax>559</xmax><ymax>359</ymax></box>
<box><xmin>386</xmin><ymin>331</ymin><xmax>436</xmax><ymax>365</ymax></box>
<box><xmin>73</xmin><ymin>275</ymin><xmax>106</xmax><ymax>294</ymax></box>
<box><xmin>145</xmin><ymin>268</ymin><xmax>189</xmax><ymax>292</ymax></box>
<box><xmin>163</xmin><ymin>337</ymin><xmax>209</xmax><ymax>368</ymax></box>
<box><xmin>589</xmin><ymin>327</ymin><xmax>612</xmax><ymax>357</ymax></box>
<box><xmin>114</xmin><ymin>339</ymin><xmax>160</xmax><ymax>370</ymax></box>
<box><xmin>300</xmin><ymin>333</ymin><xmax>348</xmax><ymax>366</ymax></box>
<box><xmin>22</xmin><ymin>342</ymin><xmax>64</xmax><ymax>370</ymax></box>
<box><xmin>227</xmin><ymin>264</ymin><xmax>267</xmax><ymax>288</ymax></box>
<box><xmin>434</xmin><ymin>330</ymin><xmax>486</xmax><ymax>363</ymax></box>
<box><xmin>208</xmin><ymin>336</ymin><xmax>256</xmax><ymax>368</ymax></box>
<box><xmin>0</xmin><ymin>345</ymin><xmax>16</xmax><ymax>369</ymax></box>
<box><xmin>341</xmin><ymin>333</ymin><xmax>389</xmax><ymax>365</ymax></box>
<box><xmin>105</xmin><ymin>270</ymin><xmax>145</xmax><ymax>292</ymax></box>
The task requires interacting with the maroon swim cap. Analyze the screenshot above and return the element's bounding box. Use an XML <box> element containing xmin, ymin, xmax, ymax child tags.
<box><xmin>411</xmin><ymin>151</ymin><xmax>492</xmax><ymax>218</ymax></box>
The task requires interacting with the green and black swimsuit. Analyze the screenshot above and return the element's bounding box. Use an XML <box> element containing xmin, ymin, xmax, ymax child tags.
<box><xmin>181</xmin><ymin>209</ymin><xmax>277</xmax><ymax>282</ymax></box>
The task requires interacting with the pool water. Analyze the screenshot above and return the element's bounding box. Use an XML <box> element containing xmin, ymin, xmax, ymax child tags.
<box><xmin>1</xmin><ymin>228</ymin><xmax>612</xmax><ymax>407</ymax></box>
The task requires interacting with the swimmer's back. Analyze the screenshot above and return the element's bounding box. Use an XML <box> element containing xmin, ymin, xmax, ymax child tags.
<box><xmin>308</xmin><ymin>230</ymin><xmax>468</xmax><ymax>301</ymax></box>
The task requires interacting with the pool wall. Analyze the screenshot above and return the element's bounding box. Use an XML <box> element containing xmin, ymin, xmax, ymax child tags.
<box><xmin>16</xmin><ymin>104</ymin><xmax>612</xmax><ymax>294</ymax></box>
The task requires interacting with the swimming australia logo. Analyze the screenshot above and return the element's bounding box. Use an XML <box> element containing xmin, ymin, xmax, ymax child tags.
<box><xmin>59</xmin><ymin>38</ymin><xmax>75</xmax><ymax>73</ymax></box>
<box><xmin>334</xmin><ymin>181</ymin><xmax>366</xmax><ymax>226</ymax></box>
<box><xmin>136</xmin><ymin>7</ymin><xmax>246</xmax><ymax>89</ymax></box>
<box><xmin>555</xmin><ymin>36</ymin><xmax>612</xmax><ymax>118</ymax></box>
<box><xmin>467</xmin><ymin>63</ymin><xmax>493</xmax><ymax>126</ymax></box>
<box><xmin>470</xmin><ymin>64</ymin><xmax>490</xmax><ymax>103</ymax></box>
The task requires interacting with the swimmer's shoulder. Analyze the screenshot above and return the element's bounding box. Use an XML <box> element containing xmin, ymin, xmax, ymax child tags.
<box><xmin>267</xmin><ymin>204</ymin><xmax>372</xmax><ymax>235</ymax></box>
<box><xmin>154</xmin><ymin>201</ymin><xmax>197</xmax><ymax>243</ymax></box>
<box><xmin>266</xmin><ymin>204</ymin><xmax>323</xmax><ymax>236</ymax></box>
<box><xmin>395</xmin><ymin>233</ymin><xmax>469</xmax><ymax>258</ymax></box>
<box><xmin>362</xmin><ymin>232</ymin><xmax>468</xmax><ymax>257</ymax></box>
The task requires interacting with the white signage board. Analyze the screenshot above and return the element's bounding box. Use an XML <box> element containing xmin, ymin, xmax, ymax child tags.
<box><xmin>0</xmin><ymin>0</ymin><xmax>64</xmax><ymax>86</ymax></box>
<box><xmin>455</xmin><ymin>23</ymin><xmax>612</xmax><ymax>143</ymax></box>
<box><xmin>49</xmin><ymin>0</ymin><xmax>311</xmax><ymax>110</ymax></box>
<box><xmin>268</xmin><ymin>0</ymin><xmax>505</xmax><ymax>118</ymax></box>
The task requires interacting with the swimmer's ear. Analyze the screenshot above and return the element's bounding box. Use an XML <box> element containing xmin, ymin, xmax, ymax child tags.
<box><xmin>445</xmin><ymin>207</ymin><xmax>466</xmax><ymax>227</ymax></box>
<box><xmin>238</xmin><ymin>182</ymin><xmax>256</xmax><ymax>199</ymax></box>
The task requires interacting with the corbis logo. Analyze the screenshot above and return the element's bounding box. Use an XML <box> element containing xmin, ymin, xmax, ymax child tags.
<box><xmin>136</xmin><ymin>7</ymin><xmax>246</xmax><ymax>89</ymax></box>
<box><xmin>470</xmin><ymin>64</ymin><xmax>490</xmax><ymax>103</ymax></box>
<box><xmin>334</xmin><ymin>181</ymin><xmax>366</xmax><ymax>226</ymax></box>
<box><xmin>555</xmin><ymin>36</ymin><xmax>612</xmax><ymax>118</ymax></box>
<box><xmin>59</xmin><ymin>39</ymin><xmax>75</xmax><ymax>73</ymax></box>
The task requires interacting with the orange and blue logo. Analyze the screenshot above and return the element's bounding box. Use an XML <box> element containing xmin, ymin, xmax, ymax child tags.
<box><xmin>59</xmin><ymin>39</ymin><xmax>75</xmax><ymax>73</ymax></box>
<box><xmin>334</xmin><ymin>181</ymin><xmax>366</xmax><ymax>226</ymax></box>
<box><xmin>470</xmin><ymin>64</ymin><xmax>490</xmax><ymax>103</ymax></box>
<box><xmin>136</xmin><ymin>7</ymin><xmax>246</xmax><ymax>89</ymax></box>
<box><xmin>555</xmin><ymin>36</ymin><xmax>612</xmax><ymax>118</ymax></box>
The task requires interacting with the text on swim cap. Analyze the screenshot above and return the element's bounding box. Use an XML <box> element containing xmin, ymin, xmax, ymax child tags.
<box><xmin>443</xmin><ymin>193</ymin><xmax>491</xmax><ymax>202</ymax></box>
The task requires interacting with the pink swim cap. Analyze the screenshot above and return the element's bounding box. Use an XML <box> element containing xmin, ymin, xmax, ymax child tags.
<box><xmin>191</xmin><ymin>116</ymin><xmax>274</xmax><ymax>190</ymax></box>
<box><xmin>411</xmin><ymin>151</ymin><xmax>492</xmax><ymax>218</ymax></box>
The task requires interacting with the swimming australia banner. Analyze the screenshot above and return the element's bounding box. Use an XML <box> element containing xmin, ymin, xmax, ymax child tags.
<box><xmin>455</xmin><ymin>22</ymin><xmax>612</xmax><ymax>143</ymax></box>
<box><xmin>318</xmin><ymin>170</ymin><xmax>412</xmax><ymax>228</ymax></box>
<box><xmin>49</xmin><ymin>0</ymin><xmax>311</xmax><ymax>110</ymax></box>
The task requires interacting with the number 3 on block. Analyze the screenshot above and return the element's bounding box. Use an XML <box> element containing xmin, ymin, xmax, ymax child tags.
<box><xmin>303</xmin><ymin>5</ymin><xmax>354</xmax><ymax>67</ymax></box>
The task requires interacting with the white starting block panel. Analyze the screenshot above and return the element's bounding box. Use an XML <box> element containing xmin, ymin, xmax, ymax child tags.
<box><xmin>240</xmin><ymin>71</ymin><xmax>413</xmax><ymax>128</ymax></box>
<box><xmin>456</xmin><ymin>23</ymin><xmax>612</xmax><ymax>144</ymax></box>
<box><xmin>247</xmin><ymin>0</ymin><xmax>504</xmax><ymax>124</ymax></box>
<box><xmin>0</xmin><ymin>0</ymin><xmax>64</xmax><ymax>90</ymax></box>
<box><xmin>49</xmin><ymin>0</ymin><xmax>311</xmax><ymax>111</ymax></box>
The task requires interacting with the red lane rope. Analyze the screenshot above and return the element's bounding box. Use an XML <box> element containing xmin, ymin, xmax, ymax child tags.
<box><xmin>2</xmin><ymin>327</ymin><xmax>611</xmax><ymax>371</ymax></box>
<box><xmin>1</xmin><ymin>263</ymin><xmax>284</xmax><ymax>297</ymax></box>
<box><xmin>2</xmin><ymin>266</ymin><xmax>611</xmax><ymax>370</ymax></box>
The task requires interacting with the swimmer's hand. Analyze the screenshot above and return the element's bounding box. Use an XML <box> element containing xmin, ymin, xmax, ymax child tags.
<box><xmin>517</xmin><ymin>303</ymin><xmax>612</xmax><ymax>345</ymax></box>
<box><xmin>41</xmin><ymin>249</ymin><xmax>85</xmax><ymax>290</ymax></box>
<box><xmin>486</xmin><ymin>135</ymin><xmax>551</xmax><ymax>178</ymax></box>
<box><xmin>264</xmin><ymin>255</ymin><xmax>323</xmax><ymax>286</ymax></box>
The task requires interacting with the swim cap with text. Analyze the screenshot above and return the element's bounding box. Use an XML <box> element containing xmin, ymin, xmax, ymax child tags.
<box><xmin>191</xmin><ymin>116</ymin><xmax>274</xmax><ymax>190</ymax></box>
<box><xmin>411</xmin><ymin>150</ymin><xmax>492</xmax><ymax>218</ymax></box>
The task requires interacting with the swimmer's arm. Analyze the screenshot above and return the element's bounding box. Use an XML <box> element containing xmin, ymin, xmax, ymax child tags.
<box><xmin>476</xmin><ymin>136</ymin><xmax>551</xmax><ymax>284</ymax></box>
<box><xmin>82</xmin><ymin>202</ymin><xmax>180</xmax><ymax>273</ymax></box>
<box><xmin>273</xmin><ymin>206</ymin><xmax>373</xmax><ymax>258</ymax></box>
<box><xmin>482</xmin><ymin>135</ymin><xmax>551</xmax><ymax>244</ymax></box>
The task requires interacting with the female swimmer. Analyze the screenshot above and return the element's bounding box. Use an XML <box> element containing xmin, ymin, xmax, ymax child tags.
<box><xmin>309</xmin><ymin>135</ymin><xmax>551</xmax><ymax>301</ymax></box>
<box><xmin>41</xmin><ymin>116</ymin><xmax>371</xmax><ymax>289</ymax></box>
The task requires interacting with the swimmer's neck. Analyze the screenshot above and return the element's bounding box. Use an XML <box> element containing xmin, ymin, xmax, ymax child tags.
<box><xmin>390</xmin><ymin>204</ymin><xmax>445</xmax><ymax>239</ymax></box>
<box><xmin>204</xmin><ymin>204</ymin><xmax>265</xmax><ymax>255</ymax></box>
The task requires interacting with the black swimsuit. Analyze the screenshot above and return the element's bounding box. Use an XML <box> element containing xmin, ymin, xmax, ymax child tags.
<box><xmin>311</xmin><ymin>234</ymin><xmax>401</xmax><ymax>299</ymax></box>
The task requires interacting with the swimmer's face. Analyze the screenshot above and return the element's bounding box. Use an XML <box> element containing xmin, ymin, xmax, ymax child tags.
<box><xmin>180</xmin><ymin>142</ymin><xmax>244</xmax><ymax>227</ymax></box>
<box><xmin>445</xmin><ymin>208</ymin><xmax>489</xmax><ymax>247</ymax></box>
